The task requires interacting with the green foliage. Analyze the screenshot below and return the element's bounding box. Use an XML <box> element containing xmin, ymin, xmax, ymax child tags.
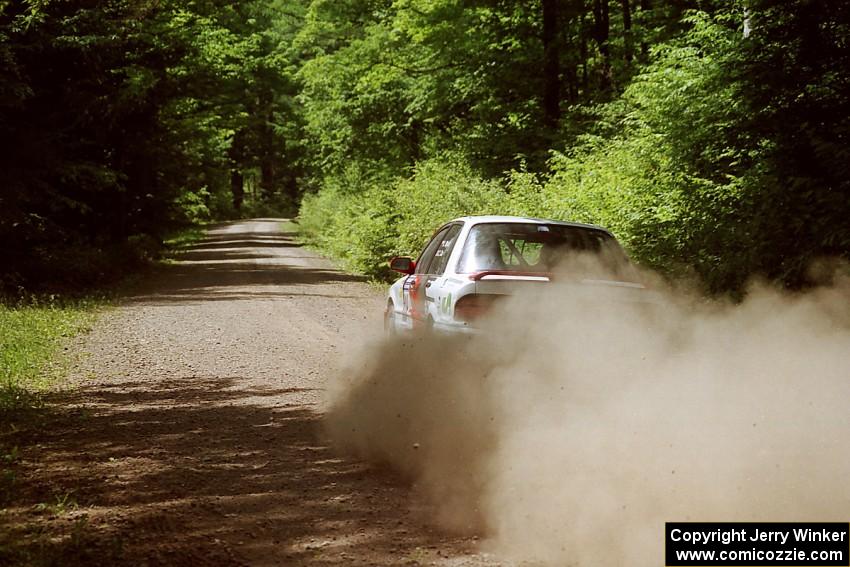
<box><xmin>0</xmin><ymin>298</ymin><xmax>96</xmax><ymax>518</ymax></box>
<box><xmin>0</xmin><ymin>300</ymin><xmax>95</xmax><ymax>393</ymax></box>
<box><xmin>531</xmin><ymin>5</ymin><xmax>850</xmax><ymax>291</ymax></box>
<box><xmin>162</xmin><ymin>224</ymin><xmax>208</xmax><ymax>250</ymax></box>
<box><xmin>731</xmin><ymin>0</ymin><xmax>850</xmax><ymax>286</ymax></box>
<box><xmin>300</xmin><ymin>157</ymin><xmax>504</xmax><ymax>279</ymax></box>
<box><xmin>0</xmin><ymin>0</ymin><xmax>308</xmax><ymax>293</ymax></box>
<box><xmin>2</xmin><ymin>0</ymin><xmax>848</xmax><ymax>293</ymax></box>
<box><xmin>296</xmin><ymin>0</ymin><xmax>567</xmax><ymax>176</ymax></box>
<box><xmin>174</xmin><ymin>188</ymin><xmax>213</xmax><ymax>225</ymax></box>
<box><xmin>302</xmin><ymin>3</ymin><xmax>850</xmax><ymax>293</ymax></box>
<box><xmin>0</xmin><ymin>298</ymin><xmax>96</xmax><ymax>441</ymax></box>
<box><xmin>529</xmin><ymin>12</ymin><xmax>758</xmax><ymax>289</ymax></box>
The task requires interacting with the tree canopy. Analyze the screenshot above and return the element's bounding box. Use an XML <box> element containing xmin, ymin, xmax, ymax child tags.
<box><xmin>1</xmin><ymin>0</ymin><xmax>848</xmax><ymax>293</ymax></box>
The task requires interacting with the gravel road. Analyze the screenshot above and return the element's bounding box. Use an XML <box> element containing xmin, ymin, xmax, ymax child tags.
<box><xmin>4</xmin><ymin>219</ymin><xmax>499</xmax><ymax>566</ymax></box>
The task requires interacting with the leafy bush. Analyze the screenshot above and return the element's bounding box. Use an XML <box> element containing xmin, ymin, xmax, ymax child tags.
<box><xmin>297</xmin><ymin>15</ymin><xmax>753</xmax><ymax>289</ymax></box>
<box><xmin>300</xmin><ymin>158</ymin><xmax>504</xmax><ymax>279</ymax></box>
<box><xmin>173</xmin><ymin>188</ymin><xmax>213</xmax><ymax>225</ymax></box>
<box><xmin>302</xmin><ymin>7</ymin><xmax>850</xmax><ymax>294</ymax></box>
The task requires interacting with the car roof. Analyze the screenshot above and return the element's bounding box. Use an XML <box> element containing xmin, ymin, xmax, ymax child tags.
<box><xmin>450</xmin><ymin>215</ymin><xmax>613</xmax><ymax>235</ymax></box>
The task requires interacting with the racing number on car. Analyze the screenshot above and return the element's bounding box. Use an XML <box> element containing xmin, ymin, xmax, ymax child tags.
<box><xmin>441</xmin><ymin>293</ymin><xmax>452</xmax><ymax>314</ymax></box>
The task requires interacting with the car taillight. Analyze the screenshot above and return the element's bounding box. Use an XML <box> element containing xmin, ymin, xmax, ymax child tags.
<box><xmin>454</xmin><ymin>294</ymin><xmax>501</xmax><ymax>323</ymax></box>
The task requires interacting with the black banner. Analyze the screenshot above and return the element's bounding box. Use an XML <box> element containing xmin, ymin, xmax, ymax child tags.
<box><xmin>666</xmin><ymin>523</ymin><xmax>849</xmax><ymax>566</ymax></box>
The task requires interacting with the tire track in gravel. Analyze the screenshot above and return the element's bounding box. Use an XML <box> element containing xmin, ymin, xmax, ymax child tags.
<box><xmin>2</xmin><ymin>219</ymin><xmax>501</xmax><ymax>566</ymax></box>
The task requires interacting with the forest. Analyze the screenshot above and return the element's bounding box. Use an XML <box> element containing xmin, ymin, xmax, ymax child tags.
<box><xmin>1</xmin><ymin>0</ymin><xmax>848</xmax><ymax>294</ymax></box>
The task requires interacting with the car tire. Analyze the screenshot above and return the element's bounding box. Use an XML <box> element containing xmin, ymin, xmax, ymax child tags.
<box><xmin>384</xmin><ymin>303</ymin><xmax>398</xmax><ymax>336</ymax></box>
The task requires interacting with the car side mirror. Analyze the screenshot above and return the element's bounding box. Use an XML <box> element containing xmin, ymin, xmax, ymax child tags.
<box><xmin>389</xmin><ymin>256</ymin><xmax>415</xmax><ymax>275</ymax></box>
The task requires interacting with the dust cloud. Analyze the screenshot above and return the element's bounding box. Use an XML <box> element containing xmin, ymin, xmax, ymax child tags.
<box><xmin>324</xmin><ymin>260</ymin><xmax>850</xmax><ymax>566</ymax></box>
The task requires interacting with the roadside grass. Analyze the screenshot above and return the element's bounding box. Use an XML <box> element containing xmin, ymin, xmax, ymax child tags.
<box><xmin>1</xmin><ymin>223</ymin><xmax>206</xmax><ymax>426</ymax></box>
<box><xmin>33</xmin><ymin>490</ymin><xmax>78</xmax><ymax>516</ymax></box>
<box><xmin>0</xmin><ymin>298</ymin><xmax>98</xmax><ymax>504</ymax></box>
<box><xmin>0</xmin><ymin>299</ymin><xmax>97</xmax><ymax>419</ymax></box>
<box><xmin>0</xmin><ymin>225</ymin><xmax>209</xmax><ymax>564</ymax></box>
<box><xmin>163</xmin><ymin>223</ymin><xmax>208</xmax><ymax>251</ymax></box>
<box><xmin>158</xmin><ymin>224</ymin><xmax>211</xmax><ymax>266</ymax></box>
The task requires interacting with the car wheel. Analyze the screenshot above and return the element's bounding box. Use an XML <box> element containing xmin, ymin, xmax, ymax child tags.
<box><xmin>384</xmin><ymin>303</ymin><xmax>398</xmax><ymax>336</ymax></box>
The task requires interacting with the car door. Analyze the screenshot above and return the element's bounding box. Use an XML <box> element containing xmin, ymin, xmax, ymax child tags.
<box><xmin>402</xmin><ymin>225</ymin><xmax>451</xmax><ymax>325</ymax></box>
<box><xmin>421</xmin><ymin>224</ymin><xmax>463</xmax><ymax>326</ymax></box>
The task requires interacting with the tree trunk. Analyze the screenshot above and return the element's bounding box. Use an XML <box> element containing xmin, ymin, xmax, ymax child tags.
<box><xmin>592</xmin><ymin>0</ymin><xmax>611</xmax><ymax>91</ymax></box>
<box><xmin>622</xmin><ymin>0</ymin><xmax>633</xmax><ymax>65</ymax></box>
<box><xmin>260</xmin><ymin>157</ymin><xmax>274</xmax><ymax>200</ymax></box>
<box><xmin>580</xmin><ymin>25</ymin><xmax>588</xmax><ymax>96</ymax></box>
<box><xmin>639</xmin><ymin>0</ymin><xmax>650</xmax><ymax>61</ymax></box>
<box><xmin>228</xmin><ymin>129</ymin><xmax>247</xmax><ymax>212</ymax></box>
<box><xmin>231</xmin><ymin>170</ymin><xmax>244</xmax><ymax>212</ymax></box>
<box><xmin>408</xmin><ymin>120</ymin><xmax>421</xmax><ymax>163</ymax></box>
<box><xmin>542</xmin><ymin>0</ymin><xmax>561</xmax><ymax>128</ymax></box>
<box><xmin>259</xmin><ymin>107</ymin><xmax>275</xmax><ymax>200</ymax></box>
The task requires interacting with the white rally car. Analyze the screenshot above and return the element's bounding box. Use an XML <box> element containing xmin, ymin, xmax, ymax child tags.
<box><xmin>384</xmin><ymin>215</ymin><xmax>647</xmax><ymax>334</ymax></box>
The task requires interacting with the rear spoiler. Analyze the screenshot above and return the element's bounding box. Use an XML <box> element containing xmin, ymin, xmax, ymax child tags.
<box><xmin>468</xmin><ymin>271</ymin><xmax>645</xmax><ymax>288</ymax></box>
<box><xmin>468</xmin><ymin>271</ymin><xmax>552</xmax><ymax>281</ymax></box>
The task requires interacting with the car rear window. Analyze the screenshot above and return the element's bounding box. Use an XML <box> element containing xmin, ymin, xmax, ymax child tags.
<box><xmin>456</xmin><ymin>222</ymin><xmax>629</xmax><ymax>274</ymax></box>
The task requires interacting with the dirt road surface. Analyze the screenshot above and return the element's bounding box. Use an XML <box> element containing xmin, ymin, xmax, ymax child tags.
<box><xmin>3</xmin><ymin>219</ymin><xmax>501</xmax><ymax>566</ymax></box>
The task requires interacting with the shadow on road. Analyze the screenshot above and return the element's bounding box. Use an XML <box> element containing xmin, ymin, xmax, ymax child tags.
<box><xmin>2</xmin><ymin>376</ymin><xmax>454</xmax><ymax>565</ymax></box>
<box><xmin>129</xmin><ymin>222</ymin><xmax>367</xmax><ymax>305</ymax></box>
<box><xmin>0</xmin><ymin>220</ymin><xmax>478</xmax><ymax>566</ymax></box>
